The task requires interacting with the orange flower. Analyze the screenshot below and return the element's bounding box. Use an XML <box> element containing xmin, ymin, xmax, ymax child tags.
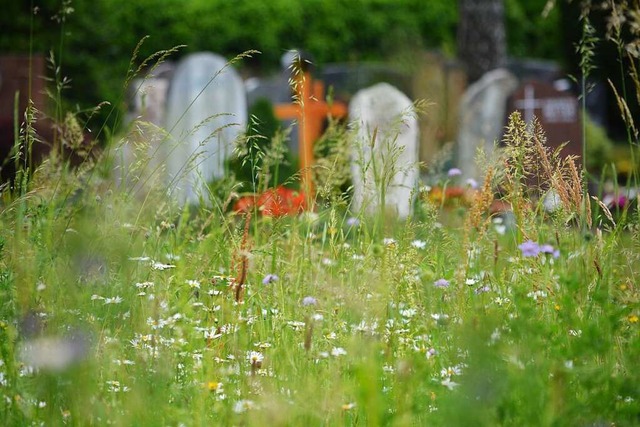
<box><xmin>233</xmin><ymin>186</ymin><xmax>307</xmax><ymax>217</ymax></box>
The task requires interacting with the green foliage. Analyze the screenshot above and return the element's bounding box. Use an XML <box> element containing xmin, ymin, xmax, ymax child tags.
<box><xmin>584</xmin><ymin>113</ymin><xmax>614</xmax><ymax>172</ymax></box>
<box><xmin>0</xmin><ymin>0</ymin><xmax>459</xmax><ymax>129</ymax></box>
<box><xmin>505</xmin><ymin>0</ymin><xmax>564</xmax><ymax>61</ymax></box>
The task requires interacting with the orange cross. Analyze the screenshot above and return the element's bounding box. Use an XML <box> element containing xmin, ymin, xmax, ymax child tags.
<box><xmin>274</xmin><ymin>71</ymin><xmax>347</xmax><ymax>199</ymax></box>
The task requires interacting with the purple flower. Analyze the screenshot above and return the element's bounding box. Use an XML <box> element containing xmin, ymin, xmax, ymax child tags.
<box><xmin>262</xmin><ymin>274</ymin><xmax>279</xmax><ymax>285</ymax></box>
<box><xmin>465</xmin><ymin>178</ymin><xmax>479</xmax><ymax>189</ymax></box>
<box><xmin>346</xmin><ymin>217</ymin><xmax>360</xmax><ymax>227</ymax></box>
<box><xmin>302</xmin><ymin>296</ymin><xmax>317</xmax><ymax>306</ymax></box>
<box><xmin>474</xmin><ymin>285</ymin><xmax>491</xmax><ymax>294</ymax></box>
<box><xmin>518</xmin><ymin>240</ymin><xmax>540</xmax><ymax>257</ymax></box>
<box><xmin>539</xmin><ymin>244</ymin><xmax>560</xmax><ymax>259</ymax></box>
<box><xmin>447</xmin><ymin>168</ymin><xmax>462</xmax><ymax>178</ymax></box>
<box><xmin>434</xmin><ymin>278</ymin><xmax>450</xmax><ymax>288</ymax></box>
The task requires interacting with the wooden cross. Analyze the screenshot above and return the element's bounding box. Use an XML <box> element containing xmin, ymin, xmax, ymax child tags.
<box><xmin>274</xmin><ymin>71</ymin><xmax>347</xmax><ymax>198</ymax></box>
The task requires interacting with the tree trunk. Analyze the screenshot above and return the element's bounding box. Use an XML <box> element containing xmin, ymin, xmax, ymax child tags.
<box><xmin>457</xmin><ymin>0</ymin><xmax>507</xmax><ymax>82</ymax></box>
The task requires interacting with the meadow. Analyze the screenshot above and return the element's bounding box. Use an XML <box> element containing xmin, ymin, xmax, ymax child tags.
<box><xmin>1</xmin><ymin>2</ymin><xmax>640</xmax><ymax>424</ymax></box>
<box><xmin>0</xmin><ymin>102</ymin><xmax>638</xmax><ymax>426</ymax></box>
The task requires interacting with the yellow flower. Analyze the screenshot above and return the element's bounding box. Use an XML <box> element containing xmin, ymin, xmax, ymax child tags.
<box><xmin>207</xmin><ymin>381</ymin><xmax>222</xmax><ymax>392</ymax></box>
<box><xmin>628</xmin><ymin>314</ymin><xmax>639</xmax><ymax>324</ymax></box>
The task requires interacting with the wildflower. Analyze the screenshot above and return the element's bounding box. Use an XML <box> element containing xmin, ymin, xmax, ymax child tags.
<box><xmin>447</xmin><ymin>168</ymin><xmax>462</xmax><ymax>177</ymax></box>
<box><xmin>151</xmin><ymin>261</ymin><xmax>176</xmax><ymax>271</ymax></box>
<box><xmin>186</xmin><ymin>280</ymin><xmax>201</xmax><ymax>289</ymax></box>
<box><xmin>135</xmin><ymin>281</ymin><xmax>154</xmax><ymax>289</ymax></box>
<box><xmin>434</xmin><ymin>278</ymin><xmax>450</xmax><ymax>288</ymax></box>
<box><xmin>104</xmin><ymin>296</ymin><xmax>123</xmax><ymax>304</ymax></box>
<box><xmin>346</xmin><ymin>217</ymin><xmax>360</xmax><ymax>227</ymax></box>
<box><xmin>628</xmin><ymin>314</ymin><xmax>639</xmax><ymax>324</ymax></box>
<box><xmin>440</xmin><ymin>377</ymin><xmax>459</xmax><ymax>390</ymax></box>
<box><xmin>527</xmin><ymin>290</ymin><xmax>547</xmax><ymax>301</ymax></box>
<box><xmin>423</xmin><ymin>183</ymin><xmax>436</xmax><ymax>193</ymax></box>
<box><xmin>233</xmin><ymin>399</ymin><xmax>256</xmax><ymax>414</ymax></box>
<box><xmin>247</xmin><ymin>351</ymin><xmax>264</xmax><ymax>364</ymax></box>
<box><xmin>207</xmin><ymin>381</ymin><xmax>223</xmax><ymax>393</ymax></box>
<box><xmin>411</xmin><ymin>240</ymin><xmax>427</xmax><ymax>249</ymax></box>
<box><xmin>342</xmin><ymin>402</ymin><xmax>356</xmax><ymax>410</ymax></box>
<box><xmin>383</xmin><ymin>238</ymin><xmax>397</xmax><ymax>246</ymax></box>
<box><xmin>302</xmin><ymin>296</ymin><xmax>317</xmax><ymax>306</ymax></box>
<box><xmin>262</xmin><ymin>274</ymin><xmax>279</xmax><ymax>285</ymax></box>
<box><xmin>465</xmin><ymin>278</ymin><xmax>477</xmax><ymax>286</ymax></box>
<box><xmin>426</xmin><ymin>348</ymin><xmax>437</xmax><ymax>359</ymax></box>
<box><xmin>539</xmin><ymin>244</ymin><xmax>560</xmax><ymax>258</ymax></box>
<box><xmin>465</xmin><ymin>178</ymin><xmax>479</xmax><ymax>189</ymax></box>
<box><xmin>331</xmin><ymin>347</ymin><xmax>347</xmax><ymax>357</ymax></box>
<box><xmin>518</xmin><ymin>240</ymin><xmax>540</xmax><ymax>257</ymax></box>
<box><xmin>247</xmin><ymin>351</ymin><xmax>264</xmax><ymax>371</ymax></box>
<box><xmin>400</xmin><ymin>308</ymin><xmax>417</xmax><ymax>318</ymax></box>
<box><xmin>474</xmin><ymin>285</ymin><xmax>490</xmax><ymax>294</ymax></box>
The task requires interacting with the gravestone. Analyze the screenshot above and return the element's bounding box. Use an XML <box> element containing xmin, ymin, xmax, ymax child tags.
<box><xmin>349</xmin><ymin>83</ymin><xmax>419</xmax><ymax>219</ymax></box>
<box><xmin>164</xmin><ymin>53</ymin><xmax>247</xmax><ymax>204</ymax></box>
<box><xmin>456</xmin><ymin>68</ymin><xmax>518</xmax><ymax>182</ymax></box>
<box><xmin>116</xmin><ymin>62</ymin><xmax>175</xmax><ymax>194</ymax></box>
<box><xmin>0</xmin><ymin>55</ymin><xmax>49</xmax><ymax>180</ymax></box>
<box><xmin>412</xmin><ymin>51</ymin><xmax>467</xmax><ymax>166</ymax></box>
<box><xmin>507</xmin><ymin>79</ymin><xmax>582</xmax><ymax>167</ymax></box>
<box><xmin>126</xmin><ymin>62</ymin><xmax>175</xmax><ymax>126</ymax></box>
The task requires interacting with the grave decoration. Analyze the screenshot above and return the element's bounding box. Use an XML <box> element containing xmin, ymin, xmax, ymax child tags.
<box><xmin>274</xmin><ymin>60</ymin><xmax>348</xmax><ymax>198</ymax></box>
<box><xmin>233</xmin><ymin>186</ymin><xmax>307</xmax><ymax>217</ymax></box>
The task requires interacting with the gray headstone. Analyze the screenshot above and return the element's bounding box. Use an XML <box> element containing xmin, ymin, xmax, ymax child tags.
<box><xmin>126</xmin><ymin>62</ymin><xmax>175</xmax><ymax>127</ymax></box>
<box><xmin>456</xmin><ymin>68</ymin><xmax>518</xmax><ymax>182</ymax></box>
<box><xmin>165</xmin><ymin>52</ymin><xmax>247</xmax><ymax>204</ymax></box>
<box><xmin>116</xmin><ymin>63</ymin><xmax>175</xmax><ymax>197</ymax></box>
<box><xmin>349</xmin><ymin>83</ymin><xmax>419</xmax><ymax>219</ymax></box>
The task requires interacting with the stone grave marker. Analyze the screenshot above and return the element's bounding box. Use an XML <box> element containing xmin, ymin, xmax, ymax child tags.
<box><xmin>456</xmin><ymin>68</ymin><xmax>518</xmax><ymax>182</ymax></box>
<box><xmin>349</xmin><ymin>83</ymin><xmax>419</xmax><ymax>219</ymax></box>
<box><xmin>507</xmin><ymin>79</ymin><xmax>582</xmax><ymax>168</ymax></box>
<box><xmin>116</xmin><ymin>62</ymin><xmax>175</xmax><ymax>194</ymax></box>
<box><xmin>413</xmin><ymin>51</ymin><xmax>467</xmax><ymax>166</ymax></box>
<box><xmin>126</xmin><ymin>62</ymin><xmax>175</xmax><ymax>127</ymax></box>
<box><xmin>164</xmin><ymin>52</ymin><xmax>247</xmax><ymax>204</ymax></box>
<box><xmin>0</xmin><ymin>54</ymin><xmax>49</xmax><ymax>180</ymax></box>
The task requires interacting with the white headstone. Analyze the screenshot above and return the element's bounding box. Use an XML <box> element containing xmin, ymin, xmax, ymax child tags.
<box><xmin>456</xmin><ymin>69</ymin><xmax>518</xmax><ymax>182</ymax></box>
<box><xmin>349</xmin><ymin>83</ymin><xmax>419</xmax><ymax>219</ymax></box>
<box><xmin>116</xmin><ymin>63</ymin><xmax>174</xmax><ymax>196</ymax></box>
<box><xmin>164</xmin><ymin>52</ymin><xmax>247</xmax><ymax>204</ymax></box>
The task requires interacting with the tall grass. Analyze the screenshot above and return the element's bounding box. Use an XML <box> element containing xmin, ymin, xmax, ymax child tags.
<box><xmin>0</xmin><ymin>3</ymin><xmax>639</xmax><ymax>426</ymax></box>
